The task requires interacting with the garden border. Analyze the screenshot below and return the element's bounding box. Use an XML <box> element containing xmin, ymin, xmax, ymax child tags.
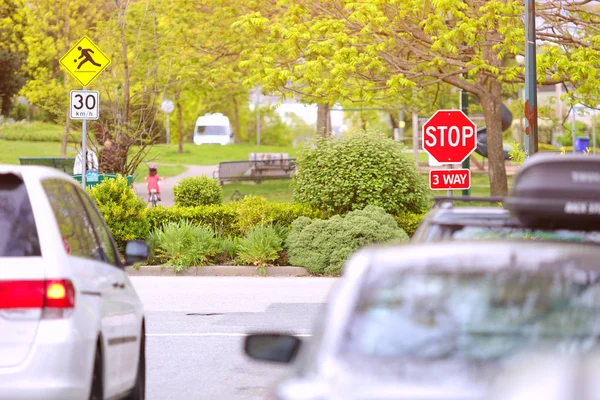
<box><xmin>126</xmin><ymin>265</ymin><xmax>310</xmax><ymax>277</ymax></box>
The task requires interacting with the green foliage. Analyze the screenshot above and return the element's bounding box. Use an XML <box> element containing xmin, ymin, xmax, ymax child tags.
<box><xmin>246</xmin><ymin>106</ymin><xmax>293</xmax><ymax>146</ymax></box>
<box><xmin>174</xmin><ymin>176</ymin><xmax>223</xmax><ymax>207</ymax></box>
<box><xmin>394</xmin><ymin>212</ymin><xmax>426</xmax><ymax>238</ymax></box>
<box><xmin>147</xmin><ymin>205</ymin><xmax>238</xmax><ymax>236</ymax></box>
<box><xmin>229</xmin><ymin>196</ymin><xmax>322</xmax><ymax>235</ymax></box>
<box><xmin>508</xmin><ymin>141</ymin><xmax>526</xmax><ymax>166</ymax></box>
<box><xmin>88</xmin><ymin>175</ymin><xmax>149</xmax><ymax>250</ymax></box>
<box><xmin>286</xmin><ymin>206</ymin><xmax>408</xmax><ymax>276</ymax></box>
<box><xmin>146</xmin><ymin>199</ymin><xmax>320</xmax><ymax>237</ymax></box>
<box><xmin>215</xmin><ymin>235</ymin><xmax>240</xmax><ymax>263</ymax></box>
<box><xmin>237</xmin><ymin>225</ymin><xmax>284</xmax><ymax>271</ymax></box>
<box><xmin>148</xmin><ymin>220</ymin><xmax>217</xmax><ymax>272</ymax></box>
<box><xmin>293</xmin><ymin>130</ymin><xmax>428</xmax><ymax>215</ymax></box>
<box><xmin>0</xmin><ymin>121</ymin><xmax>79</xmax><ymax>143</ymax></box>
<box><xmin>558</xmin><ymin>121</ymin><xmax>590</xmax><ymax>147</ymax></box>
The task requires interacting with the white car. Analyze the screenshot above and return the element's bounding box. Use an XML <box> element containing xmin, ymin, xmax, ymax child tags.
<box><xmin>192</xmin><ymin>113</ymin><xmax>234</xmax><ymax>145</ymax></box>
<box><xmin>0</xmin><ymin>165</ymin><xmax>148</xmax><ymax>400</ymax></box>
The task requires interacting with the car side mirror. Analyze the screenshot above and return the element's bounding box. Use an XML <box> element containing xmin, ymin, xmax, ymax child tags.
<box><xmin>244</xmin><ymin>334</ymin><xmax>302</xmax><ymax>364</ymax></box>
<box><xmin>125</xmin><ymin>240</ymin><xmax>149</xmax><ymax>266</ymax></box>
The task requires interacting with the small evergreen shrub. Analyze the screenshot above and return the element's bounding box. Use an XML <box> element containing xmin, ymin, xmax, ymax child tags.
<box><xmin>286</xmin><ymin>206</ymin><xmax>408</xmax><ymax>276</ymax></box>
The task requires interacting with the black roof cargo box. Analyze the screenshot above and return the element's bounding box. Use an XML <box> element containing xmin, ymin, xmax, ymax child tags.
<box><xmin>504</xmin><ymin>153</ymin><xmax>600</xmax><ymax>231</ymax></box>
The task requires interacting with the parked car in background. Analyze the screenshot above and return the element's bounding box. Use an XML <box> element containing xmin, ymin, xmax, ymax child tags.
<box><xmin>0</xmin><ymin>166</ymin><xmax>149</xmax><ymax>400</ymax></box>
<box><xmin>193</xmin><ymin>113</ymin><xmax>234</xmax><ymax>145</ymax></box>
<box><xmin>413</xmin><ymin>154</ymin><xmax>600</xmax><ymax>245</ymax></box>
<box><xmin>245</xmin><ymin>241</ymin><xmax>600</xmax><ymax>400</ymax></box>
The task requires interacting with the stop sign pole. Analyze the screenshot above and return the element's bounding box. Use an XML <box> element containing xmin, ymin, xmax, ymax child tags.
<box><xmin>422</xmin><ymin>110</ymin><xmax>477</xmax><ymax>194</ymax></box>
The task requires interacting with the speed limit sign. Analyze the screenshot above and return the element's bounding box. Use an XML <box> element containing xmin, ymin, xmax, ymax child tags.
<box><xmin>70</xmin><ymin>90</ymin><xmax>100</xmax><ymax>120</ymax></box>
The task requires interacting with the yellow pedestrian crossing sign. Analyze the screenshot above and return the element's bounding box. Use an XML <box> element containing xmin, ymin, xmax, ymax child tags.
<box><xmin>59</xmin><ymin>36</ymin><xmax>111</xmax><ymax>87</ymax></box>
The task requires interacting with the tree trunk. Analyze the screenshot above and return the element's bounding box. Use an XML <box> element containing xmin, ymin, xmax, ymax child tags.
<box><xmin>481</xmin><ymin>81</ymin><xmax>508</xmax><ymax>196</ymax></box>
<box><xmin>1</xmin><ymin>94</ymin><xmax>11</xmax><ymax>117</ymax></box>
<box><xmin>232</xmin><ymin>96</ymin><xmax>241</xmax><ymax>143</ymax></box>
<box><xmin>177</xmin><ymin>94</ymin><xmax>183</xmax><ymax>154</ymax></box>
<box><xmin>117</xmin><ymin>5</ymin><xmax>130</xmax><ymax>129</ymax></box>
<box><xmin>317</xmin><ymin>103</ymin><xmax>331</xmax><ymax>136</ymax></box>
<box><xmin>389</xmin><ymin>112</ymin><xmax>398</xmax><ymax>139</ymax></box>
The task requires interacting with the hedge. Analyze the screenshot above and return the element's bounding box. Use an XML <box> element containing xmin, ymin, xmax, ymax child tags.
<box><xmin>146</xmin><ymin>196</ymin><xmax>324</xmax><ymax>237</ymax></box>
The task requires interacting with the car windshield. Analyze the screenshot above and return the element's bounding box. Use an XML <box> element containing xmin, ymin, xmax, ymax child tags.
<box><xmin>451</xmin><ymin>226</ymin><xmax>600</xmax><ymax>244</ymax></box>
<box><xmin>344</xmin><ymin>268</ymin><xmax>600</xmax><ymax>362</ymax></box>
<box><xmin>197</xmin><ymin>125</ymin><xmax>229</xmax><ymax>135</ymax></box>
<box><xmin>0</xmin><ymin>173</ymin><xmax>41</xmax><ymax>257</ymax></box>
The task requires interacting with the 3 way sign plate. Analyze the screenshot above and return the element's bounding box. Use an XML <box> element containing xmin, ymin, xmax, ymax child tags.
<box><xmin>70</xmin><ymin>90</ymin><xmax>99</xmax><ymax>120</ymax></box>
<box><xmin>429</xmin><ymin>169</ymin><xmax>471</xmax><ymax>191</ymax></box>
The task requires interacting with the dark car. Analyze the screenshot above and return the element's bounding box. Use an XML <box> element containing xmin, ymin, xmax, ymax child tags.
<box><xmin>412</xmin><ymin>197</ymin><xmax>600</xmax><ymax>244</ymax></box>
<box><xmin>245</xmin><ymin>241</ymin><xmax>600</xmax><ymax>400</ymax></box>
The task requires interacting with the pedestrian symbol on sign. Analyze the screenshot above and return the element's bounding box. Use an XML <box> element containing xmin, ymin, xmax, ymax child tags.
<box><xmin>75</xmin><ymin>47</ymin><xmax>102</xmax><ymax>70</ymax></box>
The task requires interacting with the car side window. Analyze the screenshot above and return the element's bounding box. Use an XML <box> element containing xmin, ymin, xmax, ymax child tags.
<box><xmin>42</xmin><ymin>179</ymin><xmax>103</xmax><ymax>261</ymax></box>
<box><xmin>76</xmin><ymin>189</ymin><xmax>120</xmax><ymax>266</ymax></box>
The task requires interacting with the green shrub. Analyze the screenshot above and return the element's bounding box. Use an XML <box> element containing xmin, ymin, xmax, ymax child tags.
<box><xmin>173</xmin><ymin>176</ymin><xmax>222</xmax><ymax>207</ymax></box>
<box><xmin>292</xmin><ymin>130</ymin><xmax>429</xmax><ymax>215</ymax></box>
<box><xmin>147</xmin><ymin>205</ymin><xmax>238</xmax><ymax>236</ymax></box>
<box><xmin>148</xmin><ymin>220</ymin><xmax>218</xmax><ymax>272</ymax></box>
<box><xmin>89</xmin><ymin>175</ymin><xmax>149</xmax><ymax>250</ymax></box>
<box><xmin>238</xmin><ymin>226</ymin><xmax>284</xmax><ymax>272</ymax></box>
<box><xmin>286</xmin><ymin>206</ymin><xmax>408</xmax><ymax>276</ymax></box>
<box><xmin>394</xmin><ymin>212</ymin><xmax>426</xmax><ymax>237</ymax></box>
<box><xmin>147</xmin><ymin>199</ymin><xmax>321</xmax><ymax>237</ymax></box>
<box><xmin>229</xmin><ymin>196</ymin><xmax>321</xmax><ymax>234</ymax></box>
<box><xmin>216</xmin><ymin>236</ymin><xmax>240</xmax><ymax>263</ymax></box>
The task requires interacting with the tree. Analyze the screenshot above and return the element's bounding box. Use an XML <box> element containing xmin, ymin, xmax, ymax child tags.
<box><xmin>92</xmin><ymin>0</ymin><xmax>163</xmax><ymax>175</ymax></box>
<box><xmin>236</xmin><ymin>0</ymin><xmax>600</xmax><ymax>195</ymax></box>
<box><xmin>20</xmin><ymin>0</ymin><xmax>105</xmax><ymax>155</ymax></box>
<box><xmin>0</xmin><ymin>0</ymin><xmax>26</xmax><ymax>117</ymax></box>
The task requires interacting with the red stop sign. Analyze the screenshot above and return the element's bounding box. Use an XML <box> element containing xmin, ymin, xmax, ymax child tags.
<box><xmin>422</xmin><ymin>110</ymin><xmax>477</xmax><ymax>164</ymax></box>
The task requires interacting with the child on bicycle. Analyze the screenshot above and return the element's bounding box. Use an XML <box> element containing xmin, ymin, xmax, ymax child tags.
<box><xmin>144</xmin><ymin>164</ymin><xmax>164</xmax><ymax>202</ymax></box>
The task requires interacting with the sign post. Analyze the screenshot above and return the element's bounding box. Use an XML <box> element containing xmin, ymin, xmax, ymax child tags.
<box><xmin>161</xmin><ymin>100</ymin><xmax>175</xmax><ymax>144</ymax></box>
<box><xmin>60</xmin><ymin>36</ymin><xmax>111</xmax><ymax>189</ymax></box>
<box><xmin>422</xmin><ymin>110</ymin><xmax>477</xmax><ymax>192</ymax></box>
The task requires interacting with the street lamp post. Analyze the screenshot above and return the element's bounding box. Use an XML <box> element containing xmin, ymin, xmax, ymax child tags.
<box><xmin>524</xmin><ymin>0</ymin><xmax>539</xmax><ymax>157</ymax></box>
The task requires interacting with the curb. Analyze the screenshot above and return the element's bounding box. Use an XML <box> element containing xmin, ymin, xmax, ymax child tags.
<box><xmin>126</xmin><ymin>265</ymin><xmax>310</xmax><ymax>277</ymax></box>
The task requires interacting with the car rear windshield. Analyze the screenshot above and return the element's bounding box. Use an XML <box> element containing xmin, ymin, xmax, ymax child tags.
<box><xmin>451</xmin><ymin>226</ymin><xmax>600</xmax><ymax>244</ymax></box>
<box><xmin>196</xmin><ymin>125</ymin><xmax>229</xmax><ymax>135</ymax></box>
<box><xmin>0</xmin><ymin>173</ymin><xmax>41</xmax><ymax>257</ymax></box>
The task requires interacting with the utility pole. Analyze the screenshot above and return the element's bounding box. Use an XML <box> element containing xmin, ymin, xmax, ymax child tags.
<box><xmin>524</xmin><ymin>0</ymin><xmax>539</xmax><ymax>157</ymax></box>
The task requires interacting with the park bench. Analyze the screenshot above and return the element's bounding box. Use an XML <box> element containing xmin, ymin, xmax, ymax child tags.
<box><xmin>213</xmin><ymin>153</ymin><xmax>296</xmax><ymax>184</ymax></box>
<box><xmin>19</xmin><ymin>157</ymin><xmax>76</xmax><ymax>174</ymax></box>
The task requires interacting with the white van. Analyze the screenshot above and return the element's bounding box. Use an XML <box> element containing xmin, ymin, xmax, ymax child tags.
<box><xmin>193</xmin><ymin>113</ymin><xmax>233</xmax><ymax>145</ymax></box>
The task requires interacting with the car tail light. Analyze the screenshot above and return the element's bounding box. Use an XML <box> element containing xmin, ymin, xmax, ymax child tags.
<box><xmin>0</xmin><ymin>280</ymin><xmax>75</xmax><ymax>317</ymax></box>
<box><xmin>44</xmin><ymin>280</ymin><xmax>75</xmax><ymax>309</ymax></box>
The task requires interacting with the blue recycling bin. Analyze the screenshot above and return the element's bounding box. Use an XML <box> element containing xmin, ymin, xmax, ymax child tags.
<box><xmin>574</xmin><ymin>137</ymin><xmax>590</xmax><ymax>153</ymax></box>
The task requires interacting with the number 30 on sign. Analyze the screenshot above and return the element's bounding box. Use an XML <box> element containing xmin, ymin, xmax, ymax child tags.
<box><xmin>70</xmin><ymin>90</ymin><xmax>99</xmax><ymax>120</ymax></box>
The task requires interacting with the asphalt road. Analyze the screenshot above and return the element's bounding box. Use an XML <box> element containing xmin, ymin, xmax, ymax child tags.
<box><xmin>130</xmin><ymin>276</ymin><xmax>337</xmax><ymax>400</ymax></box>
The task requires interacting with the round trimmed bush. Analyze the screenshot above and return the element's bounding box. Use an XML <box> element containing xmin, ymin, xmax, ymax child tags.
<box><xmin>292</xmin><ymin>130</ymin><xmax>429</xmax><ymax>215</ymax></box>
<box><xmin>174</xmin><ymin>176</ymin><xmax>223</xmax><ymax>207</ymax></box>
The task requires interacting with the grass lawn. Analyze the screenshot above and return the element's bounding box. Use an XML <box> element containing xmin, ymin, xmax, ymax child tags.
<box><xmin>0</xmin><ymin>139</ymin><xmax>77</xmax><ymax>164</ymax></box>
<box><xmin>222</xmin><ymin>180</ymin><xmax>294</xmax><ymax>203</ymax></box>
<box><xmin>145</xmin><ymin>143</ymin><xmax>299</xmax><ymax>165</ymax></box>
<box><xmin>132</xmin><ymin>164</ymin><xmax>187</xmax><ymax>183</ymax></box>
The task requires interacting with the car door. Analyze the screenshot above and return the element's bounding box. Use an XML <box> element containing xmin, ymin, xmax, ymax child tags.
<box><xmin>76</xmin><ymin>189</ymin><xmax>142</xmax><ymax>391</ymax></box>
<box><xmin>41</xmin><ymin>179</ymin><xmax>124</xmax><ymax>398</ymax></box>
